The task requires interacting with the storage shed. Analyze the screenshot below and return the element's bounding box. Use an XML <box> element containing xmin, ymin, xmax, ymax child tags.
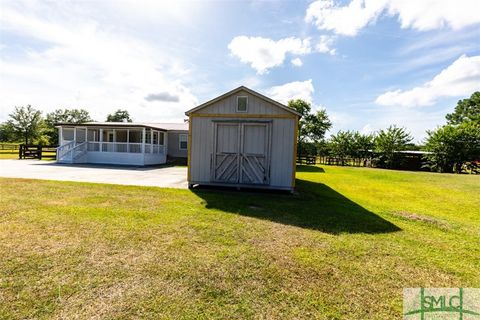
<box><xmin>185</xmin><ymin>86</ymin><xmax>301</xmax><ymax>191</ymax></box>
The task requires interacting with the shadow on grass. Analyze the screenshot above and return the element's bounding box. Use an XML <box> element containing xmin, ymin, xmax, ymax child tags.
<box><xmin>191</xmin><ymin>179</ymin><xmax>400</xmax><ymax>234</ymax></box>
<box><xmin>296</xmin><ymin>165</ymin><xmax>325</xmax><ymax>173</ymax></box>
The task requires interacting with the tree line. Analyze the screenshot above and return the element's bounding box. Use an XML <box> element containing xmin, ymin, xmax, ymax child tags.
<box><xmin>0</xmin><ymin>108</ymin><xmax>132</xmax><ymax>145</ymax></box>
<box><xmin>1</xmin><ymin>92</ymin><xmax>478</xmax><ymax>173</ymax></box>
<box><xmin>289</xmin><ymin>91</ymin><xmax>479</xmax><ymax>173</ymax></box>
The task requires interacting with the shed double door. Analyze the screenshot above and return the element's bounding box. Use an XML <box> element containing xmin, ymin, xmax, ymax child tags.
<box><xmin>212</xmin><ymin>122</ymin><xmax>271</xmax><ymax>185</ymax></box>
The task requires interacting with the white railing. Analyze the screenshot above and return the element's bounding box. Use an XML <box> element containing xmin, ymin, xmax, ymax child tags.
<box><xmin>58</xmin><ymin>142</ymin><xmax>165</xmax><ymax>159</ymax></box>
<box><xmin>56</xmin><ymin>141</ymin><xmax>87</xmax><ymax>163</ymax></box>
<box><xmin>56</xmin><ymin>140</ymin><xmax>76</xmax><ymax>161</ymax></box>
<box><xmin>87</xmin><ymin>142</ymin><xmax>100</xmax><ymax>152</ymax></box>
<box><xmin>72</xmin><ymin>142</ymin><xmax>87</xmax><ymax>160</ymax></box>
<box><xmin>148</xmin><ymin>144</ymin><xmax>165</xmax><ymax>154</ymax></box>
<box><xmin>87</xmin><ymin>142</ymin><xmax>156</xmax><ymax>154</ymax></box>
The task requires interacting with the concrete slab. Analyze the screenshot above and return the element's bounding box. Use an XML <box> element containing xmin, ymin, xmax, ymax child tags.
<box><xmin>0</xmin><ymin>160</ymin><xmax>188</xmax><ymax>189</ymax></box>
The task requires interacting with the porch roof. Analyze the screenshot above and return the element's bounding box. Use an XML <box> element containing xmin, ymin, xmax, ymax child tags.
<box><xmin>55</xmin><ymin>122</ymin><xmax>188</xmax><ymax>132</ymax></box>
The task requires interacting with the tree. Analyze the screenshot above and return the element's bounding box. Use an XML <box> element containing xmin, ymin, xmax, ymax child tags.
<box><xmin>424</xmin><ymin>122</ymin><xmax>480</xmax><ymax>173</ymax></box>
<box><xmin>446</xmin><ymin>92</ymin><xmax>480</xmax><ymax>125</ymax></box>
<box><xmin>329</xmin><ymin>130</ymin><xmax>355</xmax><ymax>165</ymax></box>
<box><xmin>6</xmin><ymin>105</ymin><xmax>45</xmax><ymax>145</ymax></box>
<box><xmin>0</xmin><ymin>122</ymin><xmax>17</xmax><ymax>142</ymax></box>
<box><xmin>374</xmin><ymin>125</ymin><xmax>413</xmax><ymax>169</ymax></box>
<box><xmin>329</xmin><ymin>131</ymin><xmax>374</xmax><ymax>165</ymax></box>
<box><xmin>45</xmin><ymin>109</ymin><xmax>93</xmax><ymax>145</ymax></box>
<box><xmin>288</xmin><ymin>99</ymin><xmax>332</xmax><ymax>156</ymax></box>
<box><xmin>351</xmin><ymin>131</ymin><xmax>374</xmax><ymax>159</ymax></box>
<box><xmin>106</xmin><ymin>109</ymin><xmax>132</xmax><ymax>122</ymax></box>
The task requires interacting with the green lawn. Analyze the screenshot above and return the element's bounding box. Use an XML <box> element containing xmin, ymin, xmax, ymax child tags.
<box><xmin>0</xmin><ymin>166</ymin><xmax>479</xmax><ymax>319</ymax></box>
<box><xmin>0</xmin><ymin>149</ymin><xmax>19</xmax><ymax>159</ymax></box>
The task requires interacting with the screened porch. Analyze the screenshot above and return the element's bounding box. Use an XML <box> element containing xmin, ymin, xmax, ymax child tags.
<box><xmin>56</xmin><ymin>124</ymin><xmax>168</xmax><ymax>166</ymax></box>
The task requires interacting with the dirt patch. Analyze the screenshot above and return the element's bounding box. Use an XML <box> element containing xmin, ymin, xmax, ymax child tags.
<box><xmin>393</xmin><ymin>211</ymin><xmax>449</xmax><ymax>230</ymax></box>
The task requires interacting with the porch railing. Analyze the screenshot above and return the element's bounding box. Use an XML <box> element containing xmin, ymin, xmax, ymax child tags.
<box><xmin>148</xmin><ymin>144</ymin><xmax>165</xmax><ymax>154</ymax></box>
<box><xmin>56</xmin><ymin>141</ymin><xmax>87</xmax><ymax>162</ymax></box>
<box><xmin>86</xmin><ymin>142</ymin><xmax>164</xmax><ymax>154</ymax></box>
<box><xmin>56</xmin><ymin>140</ymin><xmax>76</xmax><ymax>161</ymax></box>
<box><xmin>73</xmin><ymin>142</ymin><xmax>87</xmax><ymax>160</ymax></box>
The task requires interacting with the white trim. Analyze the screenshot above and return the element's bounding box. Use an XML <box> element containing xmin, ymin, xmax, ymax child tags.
<box><xmin>150</xmin><ymin>128</ymin><xmax>153</xmax><ymax>153</ymax></box>
<box><xmin>236</xmin><ymin>96</ymin><xmax>248</xmax><ymax>113</ymax></box>
<box><xmin>127</xmin><ymin>129</ymin><xmax>130</xmax><ymax>153</ymax></box>
<box><xmin>179</xmin><ymin>133</ymin><xmax>188</xmax><ymax>150</ymax></box>
<box><xmin>142</xmin><ymin>128</ymin><xmax>146</xmax><ymax>154</ymax></box>
<box><xmin>99</xmin><ymin>129</ymin><xmax>103</xmax><ymax>152</ymax></box>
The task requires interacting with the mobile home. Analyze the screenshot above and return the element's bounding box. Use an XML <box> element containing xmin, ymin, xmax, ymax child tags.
<box><xmin>56</xmin><ymin>122</ymin><xmax>188</xmax><ymax>166</ymax></box>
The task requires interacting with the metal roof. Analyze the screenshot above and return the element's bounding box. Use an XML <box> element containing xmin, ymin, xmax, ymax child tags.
<box><xmin>55</xmin><ymin>122</ymin><xmax>188</xmax><ymax>131</ymax></box>
<box><xmin>144</xmin><ymin>122</ymin><xmax>188</xmax><ymax>131</ymax></box>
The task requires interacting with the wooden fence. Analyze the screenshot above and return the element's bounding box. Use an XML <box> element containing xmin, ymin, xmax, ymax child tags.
<box><xmin>296</xmin><ymin>156</ymin><xmax>317</xmax><ymax>165</ymax></box>
<box><xmin>297</xmin><ymin>156</ymin><xmax>371</xmax><ymax>167</ymax></box>
<box><xmin>18</xmin><ymin>145</ymin><xmax>57</xmax><ymax>160</ymax></box>
<box><xmin>317</xmin><ymin>156</ymin><xmax>371</xmax><ymax>167</ymax></box>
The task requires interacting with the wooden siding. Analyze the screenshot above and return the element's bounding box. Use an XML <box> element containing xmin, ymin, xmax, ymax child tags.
<box><xmin>269</xmin><ymin>118</ymin><xmax>295</xmax><ymax>187</ymax></box>
<box><xmin>190</xmin><ymin>117</ymin><xmax>214</xmax><ymax>183</ymax></box>
<box><xmin>196</xmin><ymin>90</ymin><xmax>291</xmax><ymax>116</ymax></box>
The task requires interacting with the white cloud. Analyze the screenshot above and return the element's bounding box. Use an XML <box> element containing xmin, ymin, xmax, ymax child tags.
<box><xmin>228</xmin><ymin>36</ymin><xmax>312</xmax><ymax>74</ymax></box>
<box><xmin>386</xmin><ymin>0</ymin><xmax>480</xmax><ymax>31</ymax></box>
<box><xmin>375</xmin><ymin>55</ymin><xmax>480</xmax><ymax>107</ymax></box>
<box><xmin>316</xmin><ymin>35</ymin><xmax>336</xmax><ymax>55</ymax></box>
<box><xmin>266</xmin><ymin>80</ymin><xmax>314</xmax><ymax>104</ymax></box>
<box><xmin>0</xmin><ymin>2</ymin><xmax>198</xmax><ymax>122</ymax></box>
<box><xmin>306</xmin><ymin>0</ymin><xmax>480</xmax><ymax>36</ymax></box>
<box><xmin>228</xmin><ymin>35</ymin><xmax>338</xmax><ymax>73</ymax></box>
<box><xmin>306</xmin><ymin>0</ymin><xmax>384</xmax><ymax>36</ymax></box>
<box><xmin>291</xmin><ymin>58</ymin><xmax>303</xmax><ymax>67</ymax></box>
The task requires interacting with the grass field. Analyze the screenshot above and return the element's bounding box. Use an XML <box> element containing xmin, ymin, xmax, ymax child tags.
<box><xmin>0</xmin><ymin>148</ymin><xmax>19</xmax><ymax>159</ymax></box>
<box><xmin>0</xmin><ymin>166</ymin><xmax>479</xmax><ymax>319</ymax></box>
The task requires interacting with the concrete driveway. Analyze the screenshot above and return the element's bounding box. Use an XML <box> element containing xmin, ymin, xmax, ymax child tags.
<box><xmin>0</xmin><ymin>160</ymin><xmax>188</xmax><ymax>189</ymax></box>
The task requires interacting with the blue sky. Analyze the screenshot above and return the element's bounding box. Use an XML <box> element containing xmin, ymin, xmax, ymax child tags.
<box><xmin>1</xmin><ymin>0</ymin><xmax>479</xmax><ymax>141</ymax></box>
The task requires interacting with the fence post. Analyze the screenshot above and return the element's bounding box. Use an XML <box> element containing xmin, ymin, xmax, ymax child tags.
<box><xmin>38</xmin><ymin>145</ymin><xmax>42</xmax><ymax>160</ymax></box>
<box><xmin>19</xmin><ymin>145</ymin><xmax>23</xmax><ymax>159</ymax></box>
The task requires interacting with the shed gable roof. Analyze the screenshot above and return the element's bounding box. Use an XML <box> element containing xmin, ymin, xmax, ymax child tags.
<box><xmin>185</xmin><ymin>86</ymin><xmax>302</xmax><ymax>117</ymax></box>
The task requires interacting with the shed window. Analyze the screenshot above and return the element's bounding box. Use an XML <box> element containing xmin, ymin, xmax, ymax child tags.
<box><xmin>237</xmin><ymin>96</ymin><xmax>248</xmax><ymax>112</ymax></box>
<box><xmin>179</xmin><ymin>134</ymin><xmax>188</xmax><ymax>150</ymax></box>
